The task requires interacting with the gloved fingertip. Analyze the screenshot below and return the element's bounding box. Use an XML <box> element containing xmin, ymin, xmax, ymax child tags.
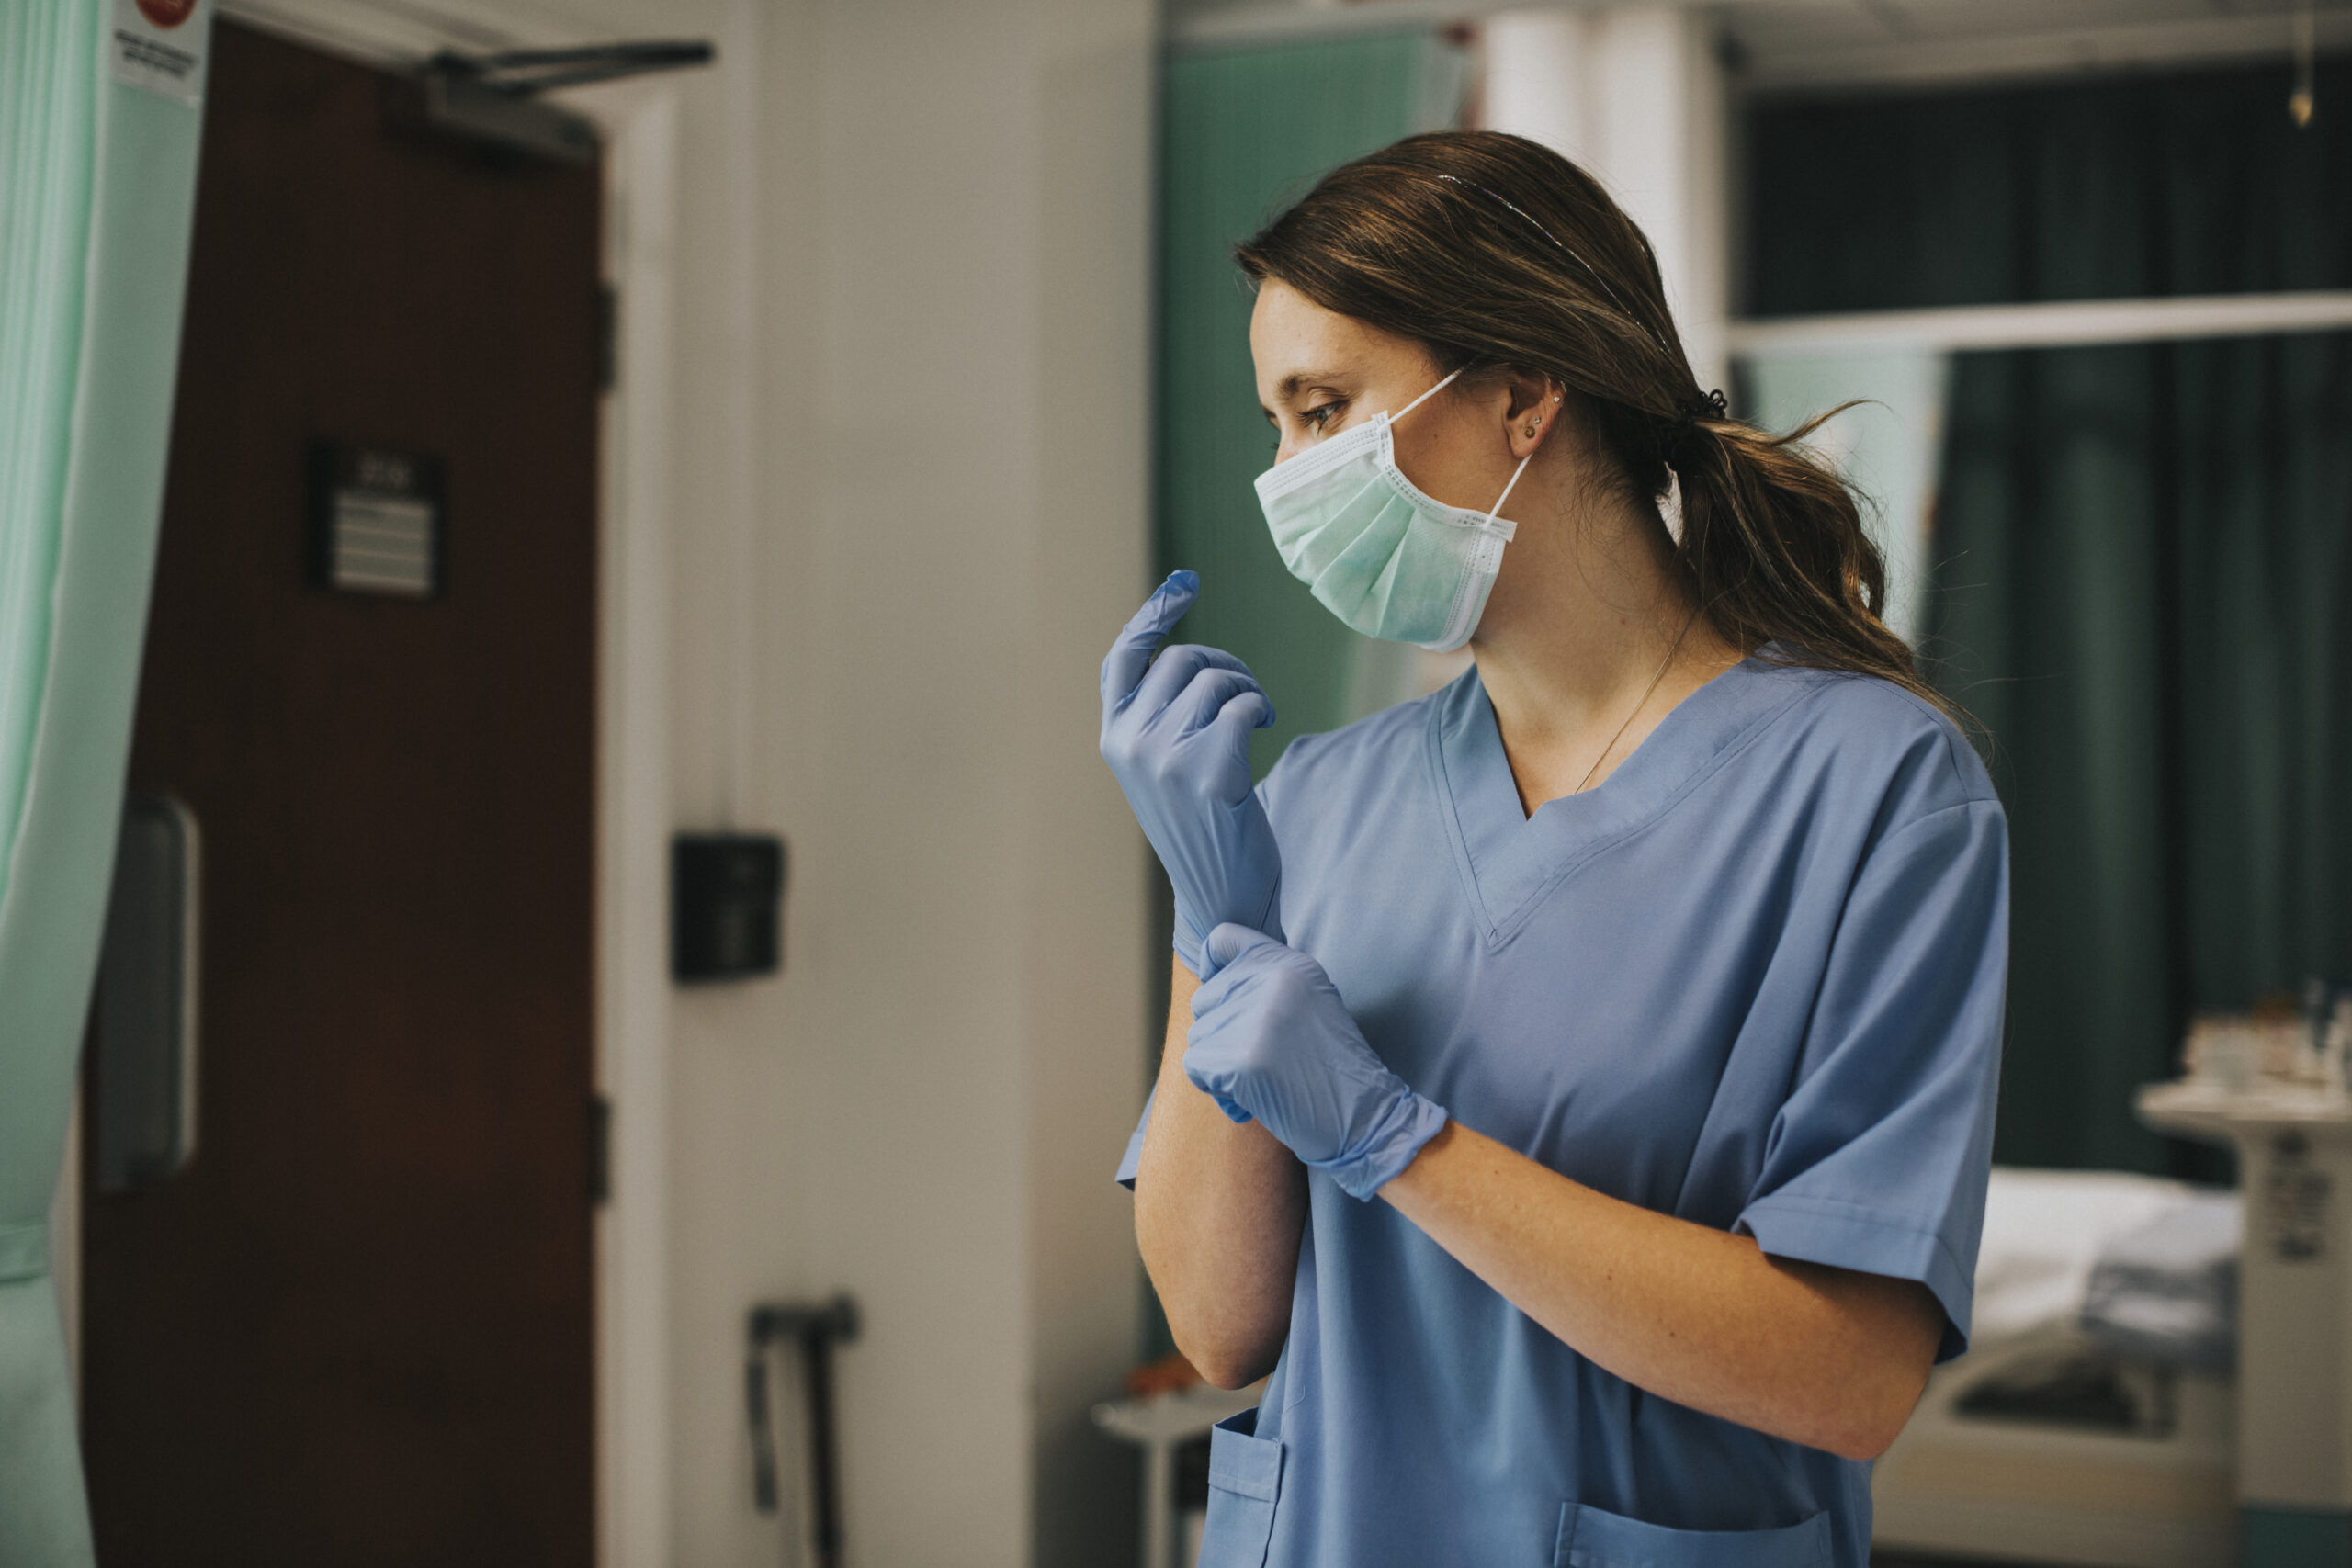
<box><xmin>1216</xmin><ymin>689</ymin><xmax>1273</xmax><ymax>737</ymax></box>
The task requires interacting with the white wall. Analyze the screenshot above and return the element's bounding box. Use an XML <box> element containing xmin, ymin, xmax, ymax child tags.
<box><xmin>658</xmin><ymin>0</ymin><xmax>1156</xmax><ymax>1563</ymax></box>
<box><xmin>1481</xmin><ymin>6</ymin><xmax>1730</xmax><ymax>393</ymax></box>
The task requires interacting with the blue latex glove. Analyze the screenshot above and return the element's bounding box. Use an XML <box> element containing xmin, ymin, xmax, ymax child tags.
<box><xmin>1185</xmin><ymin>924</ymin><xmax>1450</xmax><ymax>1201</ymax></box>
<box><xmin>1099</xmin><ymin>571</ymin><xmax>1283</xmax><ymax>977</ymax></box>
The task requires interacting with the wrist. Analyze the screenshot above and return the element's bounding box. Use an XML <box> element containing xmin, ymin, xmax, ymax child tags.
<box><xmin>1324</xmin><ymin>1093</ymin><xmax>1450</xmax><ymax>1201</ymax></box>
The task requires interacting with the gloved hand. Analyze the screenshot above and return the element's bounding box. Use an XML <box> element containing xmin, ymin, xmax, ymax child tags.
<box><xmin>1099</xmin><ymin>571</ymin><xmax>1283</xmax><ymax>977</ymax></box>
<box><xmin>1185</xmin><ymin>924</ymin><xmax>1450</xmax><ymax>1201</ymax></box>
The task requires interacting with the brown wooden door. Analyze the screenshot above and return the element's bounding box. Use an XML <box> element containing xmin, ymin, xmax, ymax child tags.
<box><xmin>81</xmin><ymin>23</ymin><xmax>600</xmax><ymax>1566</ymax></box>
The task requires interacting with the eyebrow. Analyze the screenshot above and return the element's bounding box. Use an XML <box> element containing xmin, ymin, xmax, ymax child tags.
<box><xmin>1260</xmin><ymin>368</ymin><xmax>1349</xmax><ymax>420</ymax></box>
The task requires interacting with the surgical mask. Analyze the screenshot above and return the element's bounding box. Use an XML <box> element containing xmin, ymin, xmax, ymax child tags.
<box><xmin>1252</xmin><ymin>367</ymin><xmax>1532</xmax><ymax>653</ymax></box>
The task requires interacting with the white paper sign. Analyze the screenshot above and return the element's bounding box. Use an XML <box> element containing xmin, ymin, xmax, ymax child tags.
<box><xmin>111</xmin><ymin>0</ymin><xmax>211</xmax><ymax>107</ymax></box>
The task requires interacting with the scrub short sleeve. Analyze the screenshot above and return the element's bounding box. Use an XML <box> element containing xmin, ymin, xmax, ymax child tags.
<box><xmin>1735</xmin><ymin>799</ymin><xmax>2007</xmax><ymax>1362</ymax></box>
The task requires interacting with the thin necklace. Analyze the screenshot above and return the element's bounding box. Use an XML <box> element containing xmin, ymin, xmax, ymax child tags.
<box><xmin>1571</xmin><ymin>606</ymin><xmax>1702</xmax><ymax>795</ymax></box>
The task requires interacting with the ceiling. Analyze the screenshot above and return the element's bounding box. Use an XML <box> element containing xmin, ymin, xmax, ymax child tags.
<box><xmin>1167</xmin><ymin>0</ymin><xmax>2352</xmax><ymax>94</ymax></box>
<box><xmin>1722</xmin><ymin>0</ymin><xmax>2350</xmax><ymax>92</ymax></box>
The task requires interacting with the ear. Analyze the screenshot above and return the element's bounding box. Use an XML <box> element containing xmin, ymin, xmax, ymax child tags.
<box><xmin>1503</xmin><ymin>373</ymin><xmax>1565</xmax><ymax>461</ymax></box>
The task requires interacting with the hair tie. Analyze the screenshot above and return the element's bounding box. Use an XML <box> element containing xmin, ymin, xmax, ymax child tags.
<box><xmin>1663</xmin><ymin>389</ymin><xmax>1728</xmax><ymax>464</ymax></box>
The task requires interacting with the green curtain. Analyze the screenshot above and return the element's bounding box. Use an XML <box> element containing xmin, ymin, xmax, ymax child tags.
<box><xmin>1936</xmin><ymin>333</ymin><xmax>2352</xmax><ymax>1173</ymax></box>
<box><xmin>1747</xmin><ymin>62</ymin><xmax>2352</xmax><ymax>1174</ymax></box>
<box><xmin>1155</xmin><ymin>29</ymin><xmax>1465</xmax><ymax>780</ymax></box>
<box><xmin>1747</xmin><ymin>62</ymin><xmax>2352</xmax><ymax>312</ymax></box>
<box><xmin>0</xmin><ymin>1</ymin><xmax>211</xmax><ymax>1558</ymax></box>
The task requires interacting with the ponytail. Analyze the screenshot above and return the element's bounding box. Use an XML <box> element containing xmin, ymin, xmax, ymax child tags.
<box><xmin>1587</xmin><ymin>394</ymin><xmax>1941</xmax><ymax>713</ymax></box>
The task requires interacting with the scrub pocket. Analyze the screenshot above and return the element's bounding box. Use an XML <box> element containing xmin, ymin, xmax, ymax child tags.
<box><xmin>1554</xmin><ymin>1502</ymin><xmax>1831</xmax><ymax>1568</ymax></box>
<box><xmin>1195</xmin><ymin>1408</ymin><xmax>1283</xmax><ymax>1568</ymax></box>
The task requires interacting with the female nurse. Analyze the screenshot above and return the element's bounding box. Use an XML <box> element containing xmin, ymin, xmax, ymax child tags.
<box><xmin>1099</xmin><ymin>131</ymin><xmax>2007</xmax><ymax>1568</ymax></box>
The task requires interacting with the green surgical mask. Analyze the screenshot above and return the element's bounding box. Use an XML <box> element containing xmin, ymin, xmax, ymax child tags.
<box><xmin>1253</xmin><ymin>367</ymin><xmax>1532</xmax><ymax>652</ymax></box>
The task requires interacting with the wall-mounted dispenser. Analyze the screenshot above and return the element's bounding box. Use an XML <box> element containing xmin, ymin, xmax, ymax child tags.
<box><xmin>672</xmin><ymin>832</ymin><xmax>786</xmax><ymax>983</ymax></box>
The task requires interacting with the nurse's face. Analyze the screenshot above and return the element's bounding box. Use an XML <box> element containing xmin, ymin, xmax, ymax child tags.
<box><xmin>1250</xmin><ymin>279</ymin><xmax>1532</xmax><ymax>515</ymax></box>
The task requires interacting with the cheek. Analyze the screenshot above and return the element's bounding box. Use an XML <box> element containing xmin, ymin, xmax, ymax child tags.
<box><xmin>1390</xmin><ymin>415</ymin><xmax>1497</xmax><ymax>509</ymax></box>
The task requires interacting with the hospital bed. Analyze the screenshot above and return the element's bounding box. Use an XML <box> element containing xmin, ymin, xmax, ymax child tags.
<box><xmin>1871</xmin><ymin>1168</ymin><xmax>2240</xmax><ymax>1565</ymax></box>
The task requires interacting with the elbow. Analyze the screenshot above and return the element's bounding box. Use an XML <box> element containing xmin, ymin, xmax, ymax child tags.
<box><xmin>1823</xmin><ymin>1417</ymin><xmax>1902</xmax><ymax>1465</ymax></box>
<box><xmin>1820</xmin><ymin>1367</ymin><xmax>1930</xmax><ymax>1462</ymax></box>
<box><xmin>1177</xmin><ymin>1334</ymin><xmax>1281</xmax><ymax>1393</ymax></box>
<box><xmin>1193</xmin><ymin>1356</ymin><xmax>1269</xmax><ymax>1393</ymax></box>
<box><xmin>1169</xmin><ymin>1320</ymin><xmax>1283</xmax><ymax>1393</ymax></box>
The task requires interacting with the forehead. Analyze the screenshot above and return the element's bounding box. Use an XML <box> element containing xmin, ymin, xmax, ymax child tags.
<box><xmin>1248</xmin><ymin>279</ymin><xmax>1432</xmax><ymax>393</ymax></box>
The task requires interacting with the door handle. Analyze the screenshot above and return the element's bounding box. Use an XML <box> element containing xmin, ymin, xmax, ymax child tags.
<box><xmin>94</xmin><ymin>792</ymin><xmax>201</xmax><ymax>1192</ymax></box>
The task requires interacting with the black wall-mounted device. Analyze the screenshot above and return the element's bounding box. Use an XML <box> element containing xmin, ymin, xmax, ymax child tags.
<box><xmin>672</xmin><ymin>832</ymin><xmax>786</xmax><ymax>982</ymax></box>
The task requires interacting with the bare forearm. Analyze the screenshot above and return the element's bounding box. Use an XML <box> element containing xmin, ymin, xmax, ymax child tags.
<box><xmin>1381</xmin><ymin>1122</ymin><xmax>1939</xmax><ymax>1459</ymax></box>
<box><xmin>1133</xmin><ymin>957</ymin><xmax>1306</xmax><ymax>1388</ymax></box>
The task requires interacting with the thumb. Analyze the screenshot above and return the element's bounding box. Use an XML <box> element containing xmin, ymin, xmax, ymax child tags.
<box><xmin>1206</xmin><ymin>921</ymin><xmax>1278</xmax><ymax>973</ymax></box>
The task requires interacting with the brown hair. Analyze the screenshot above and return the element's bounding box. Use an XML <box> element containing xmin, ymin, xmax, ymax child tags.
<box><xmin>1235</xmin><ymin>130</ymin><xmax>1940</xmax><ymax>712</ymax></box>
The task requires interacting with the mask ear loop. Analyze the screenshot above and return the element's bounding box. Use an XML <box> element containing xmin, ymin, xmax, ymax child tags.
<box><xmin>1391</xmin><ymin>365</ymin><xmax>1464</xmax><ymax>424</ymax></box>
<box><xmin>1396</xmin><ymin>365</ymin><xmax>1537</xmax><ymax>535</ymax></box>
<box><xmin>1483</xmin><ymin>448</ymin><xmax>1533</xmax><ymax>535</ymax></box>
<box><xmin>1487</xmin><ymin>385</ymin><xmax>1564</xmax><ymax>532</ymax></box>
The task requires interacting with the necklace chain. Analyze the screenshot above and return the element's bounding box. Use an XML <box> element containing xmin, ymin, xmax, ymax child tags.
<box><xmin>1571</xmin><ymin>606</ymin><xmax>1702</xmax><ymax>795</ymax></box>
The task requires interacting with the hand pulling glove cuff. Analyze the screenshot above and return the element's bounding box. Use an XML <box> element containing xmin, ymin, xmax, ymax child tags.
<box><xmin>1174</xmin><ymin>866</ymin><xmax>1282</xmax><ymax>979</ymax></box>
<box><xmin>1187</xmin><ymin>924</ymin><xmax>1450</xmax><ymax>1202</ymax></box>
<box><xmin>1314</xmin><ymin>1086</ymin><xmax>1449</xmax><ymax>1201</ymax></box>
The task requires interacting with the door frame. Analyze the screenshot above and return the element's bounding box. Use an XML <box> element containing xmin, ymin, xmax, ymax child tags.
<box><xmin>54</xmin><ymin>7</ymin><xmax>713</xmax><ymax>1562</ymax></box>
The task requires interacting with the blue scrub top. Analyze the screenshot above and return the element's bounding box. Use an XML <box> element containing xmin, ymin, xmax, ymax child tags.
<box><xmin>1118</xmin><ymin>653</ymin><xmax>2007</xmax><ymax>1568</ymax></box>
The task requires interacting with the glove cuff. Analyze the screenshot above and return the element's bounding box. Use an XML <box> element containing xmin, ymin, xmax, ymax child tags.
<box><xmin>1320</xmin><ymin>1091</ymin><xmax>1449</xmax><ymax>1201</ymax></box>
<box><xmin>1174</xmin><ymin>885</ymin><xmax>1284</xmax><ymax>981</ymax></box>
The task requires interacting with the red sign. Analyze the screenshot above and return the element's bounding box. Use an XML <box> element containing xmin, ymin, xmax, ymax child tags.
<box><xmin>135</xmin><ymin>0</ymin><xmax>197</xmax><ymax>28</ymax></box>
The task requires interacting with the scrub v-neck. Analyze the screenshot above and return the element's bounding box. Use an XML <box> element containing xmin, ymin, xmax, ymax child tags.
<box><xmin>1427</xmin><ymin>652</ymin><xmax>1817</xmax><ymax>949</ymax></box>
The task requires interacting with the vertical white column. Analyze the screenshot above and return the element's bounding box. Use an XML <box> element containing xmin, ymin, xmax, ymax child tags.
<box><xmin>595</xmin><ymin>83</ymin><xmax>678</xmax><ymax>1568</ymax></box>
<box><xmin>1480</xmin><ymin>10</ymin><xmax>1590</xmax><ymax>164</ymax></box>
<box><xmin>1480</xmin><ymin>6</ymin><xmax>1730</xmax><ymax>393</ymax></box>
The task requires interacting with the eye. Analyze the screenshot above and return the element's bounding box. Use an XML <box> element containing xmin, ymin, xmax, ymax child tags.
<box><xmin>1301</xmin><ymin>400</ymin><xmax>1345</xmax><ymax>434</ymax></box>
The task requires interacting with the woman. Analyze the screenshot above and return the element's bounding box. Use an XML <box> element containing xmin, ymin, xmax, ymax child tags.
<box><xmin>1099</xmin><ymin>131</ymin><xmax>2006</xmax><ymax>1568</ymax></box>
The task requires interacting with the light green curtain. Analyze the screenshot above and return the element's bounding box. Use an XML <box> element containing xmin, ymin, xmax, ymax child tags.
<box><xmin>0</xmin><ymin>0</ymin><xmax>211</xmax><ymax>1558</ymax></box>
<box><xmin>1740</xmin><ymin>350</ymin><xmax>1950</xmax><ymax>649</ymax></box>
<box><xmin>1155</xmin><ymin>28</ymin><xmax>1465</xmax><ymax>780</ymax></box>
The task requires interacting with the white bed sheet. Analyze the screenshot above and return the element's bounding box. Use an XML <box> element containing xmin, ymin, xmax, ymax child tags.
<box><xmin>1972</xmin><ymin>1168</ymin><xmax>2199</xmax><ymax>1345</ymax></box>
